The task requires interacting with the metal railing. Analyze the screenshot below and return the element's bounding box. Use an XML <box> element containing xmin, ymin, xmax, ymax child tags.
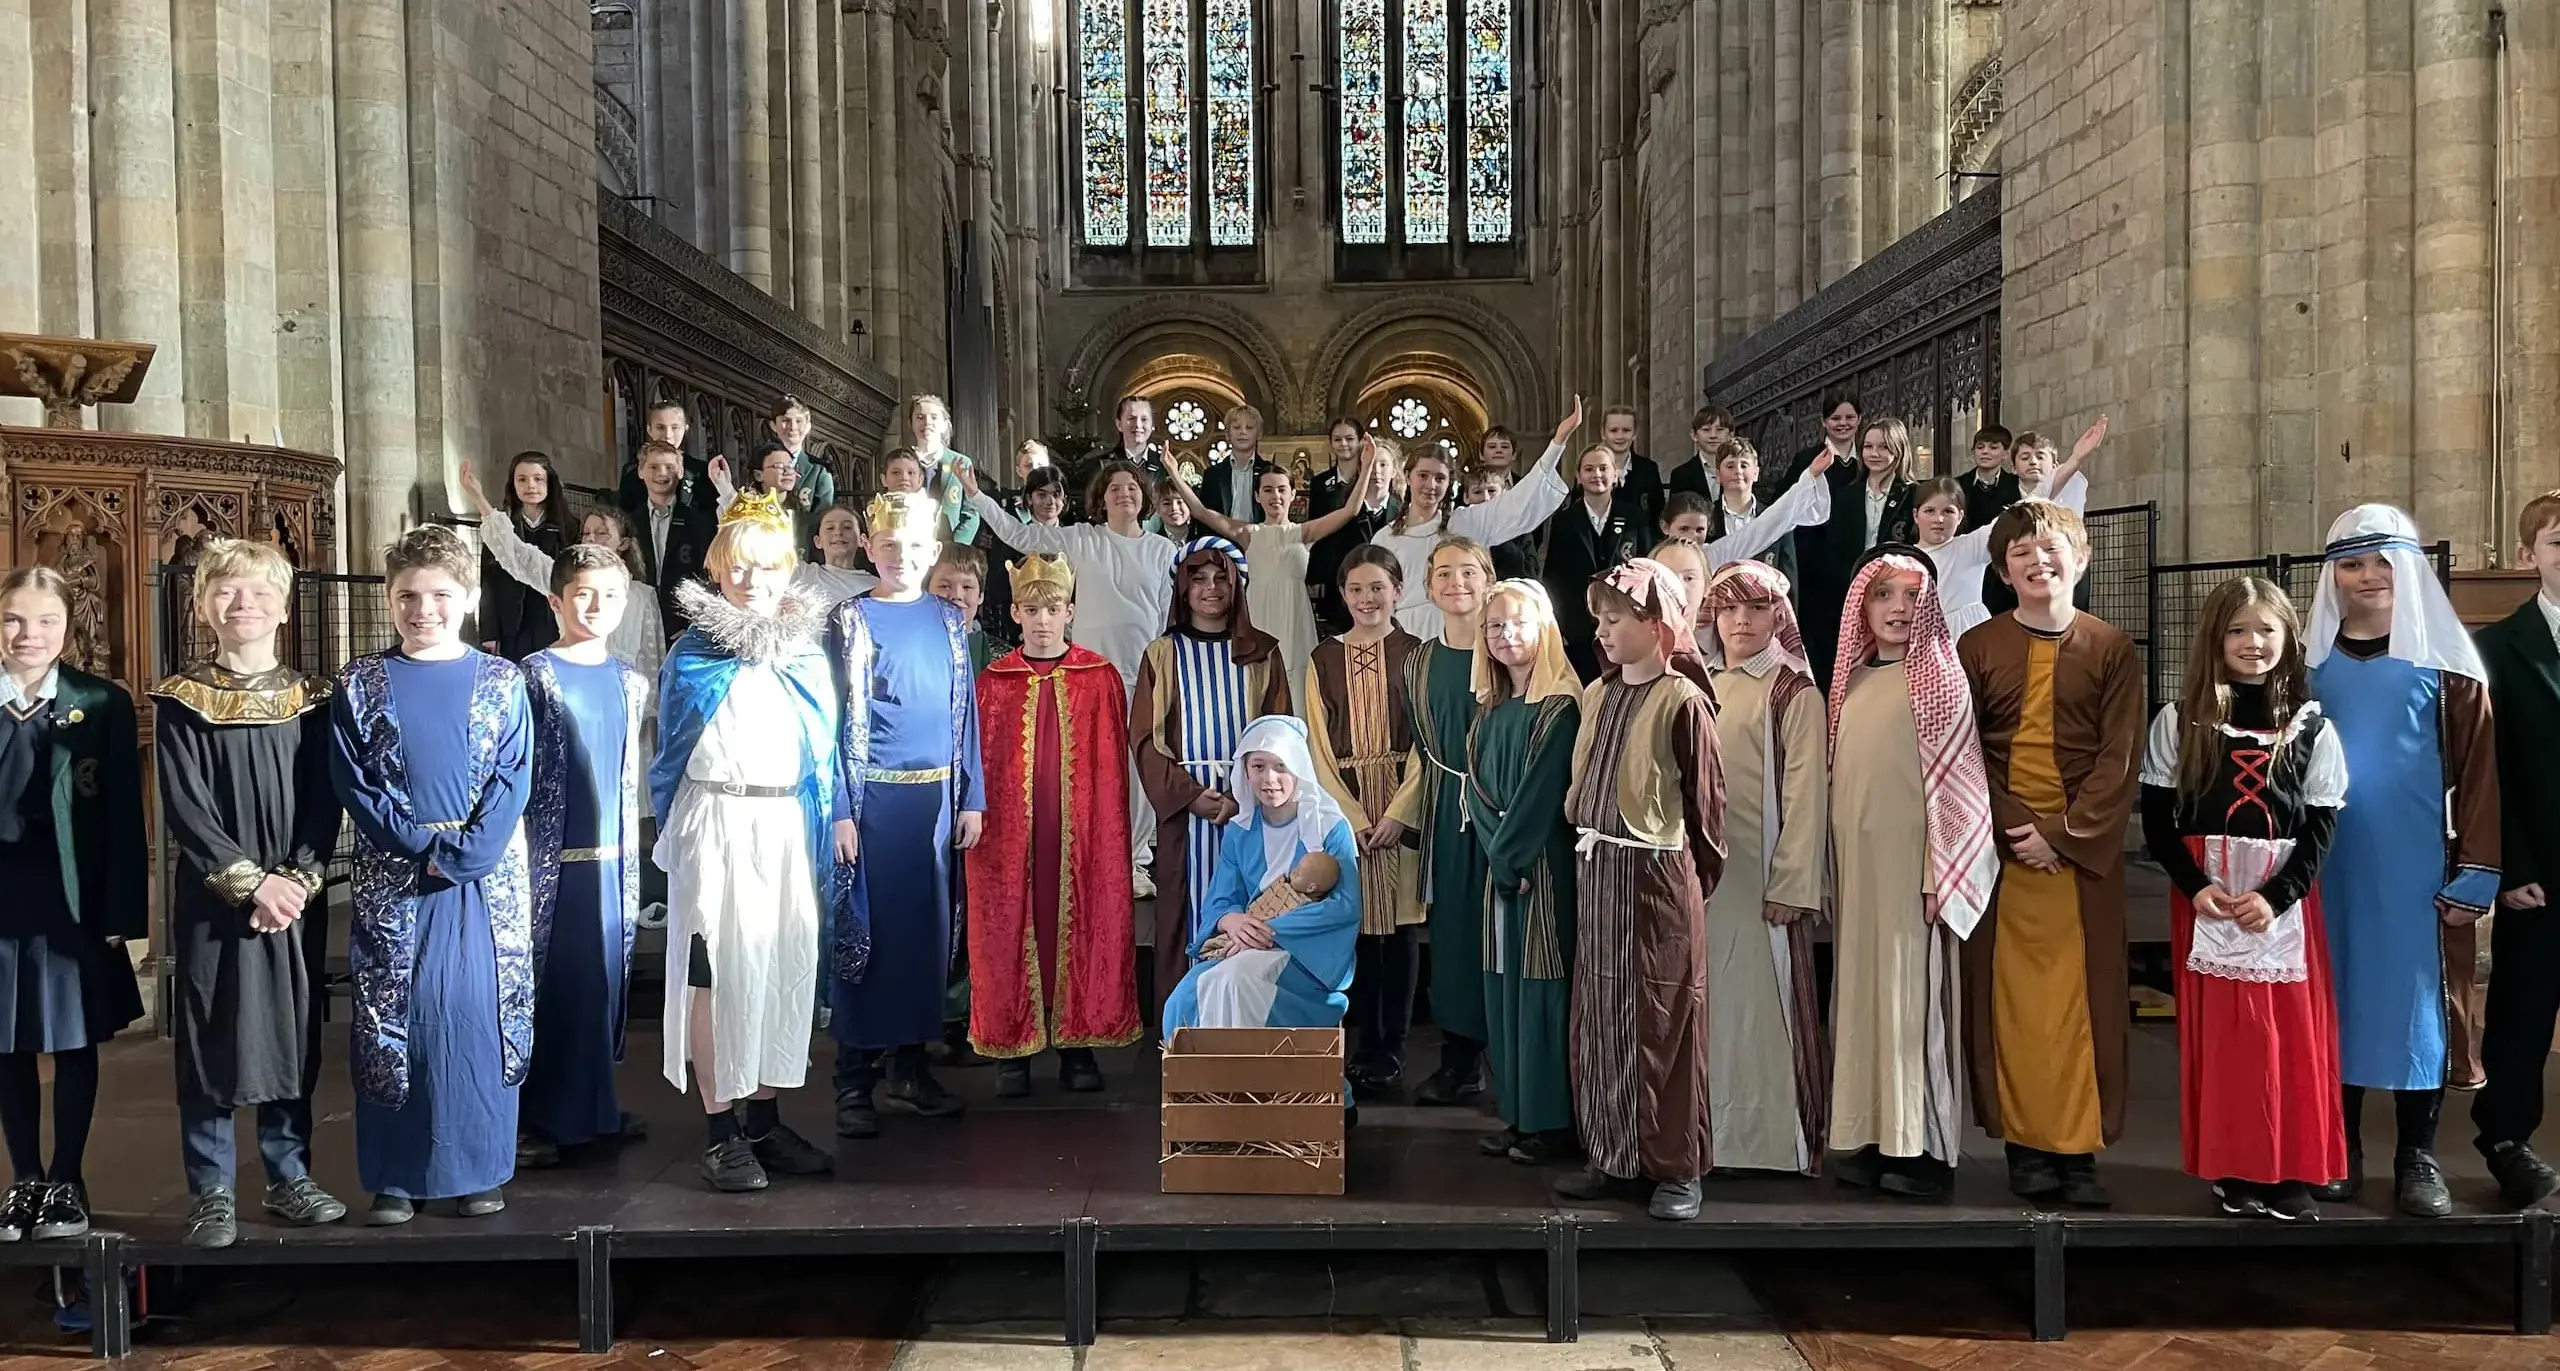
<box><xmin>2144</xmin><ymin>541</ymin><xmax>2454</xmax><ymax>710</ymax></box>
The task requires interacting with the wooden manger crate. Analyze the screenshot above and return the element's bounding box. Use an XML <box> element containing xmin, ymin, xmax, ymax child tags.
<box><xmin>1159</xmin><ymin>1026</ymin><xmax>1346</xmax><ymax>1196</ymax></box>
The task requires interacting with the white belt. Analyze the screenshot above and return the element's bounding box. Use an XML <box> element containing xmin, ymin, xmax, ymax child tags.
<box><xmin>1574</xmin><ymin>827</ymin><xmax>1683</xmax><ymax>860</ymax></box>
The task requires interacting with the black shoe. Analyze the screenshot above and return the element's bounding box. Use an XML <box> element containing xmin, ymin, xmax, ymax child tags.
<box><xmin>0</xmin><ymin>1180</ymin><xmax>38</xmax><ymax>1242</ymax></box>
<box><xmin>1648</xmin><ymin>1178</ymin><xmax>1703</xmax><ymax>1221</ymax></box>
<box><xmin>1059</xmin><ymin>1050</ymin><xmax>1105</xmax><ymax>1092</ymax></box>
<box><xmin>1508</xmin><ymin>1132</ymin><xmax>1573</xmax><ymax>1167</ymax></box>
<box><xmin>2005</xmin><ymin>1143</ymin><xmax>2065</xmax><ymax>1199</ymax></box>
<box><xmin>1347</xmin><ymin>1064</ymin><xmax>1402</xmax><ymax>1099</ymax></box>
<box><xmin>835</xmin><ymin>1088</ymin><xmax>881</xmax><ymax>1139</ymax></box>
<box><xmin>2395</xmin><ymin>1149</ymin><xmax>2453</xmax><ymax>1217</ymax></box>
<box><xmin>1414</xmin><ymin>1066</ymin><xmax>1485</xmax><ymax>1106</ymax></box>
<box><xmin>883</xmin><ymin>1069</ymin><xmax>967</xmax><ymax>1118</ymax></box>
<box><xmin>1552</xmin><ymin>1166</ymin><xmax>1632</xmax><ymax>1202</ymax></box>
<box><xmin>2262</xmin><ymin>1181</ymin><xmax>2321</xmax><ymax>1223</ymax></box>
<box><xmin>1877</xmin><ymin>1155</ymin><xmax>1952</xmax><ymax>1201</ymax></box>
<box><xmin>516</xmin><ymin>1130</ymin><xmax>561</xmax><ymax>1170</ymax></box>
<box><xmin>613</xmin><ymin>1111</ymin><xmax>650</xmax><ymax>1142</ymax></box>
<box><xmin>363</xmin><ymin>1194</ymin><xmax>414</xmax><ymax>1226</ymax></box>
<box><xmin>995</xmin><ymin>1061</ymin><xmax>1032</xmax><ymax>1098</ymax></box>
<box><xmin>2058</xmin><ymin>1155</ymin><xmax>2112</xmax><ymax>1209</ymax></box>
<box><xmin>263</xmin><ymin>1176</ymin><xmax>347</xmax><ymax>1227</ymax></box>
<box><xmin>183</xmin><ymin>1189</ymin><xmax>238</xmax><ymax>1250</ymax></box>
<box><xmin>31</xmin><ymin>1183</ymin><xmax>88</xmax><ymax>1241</ymax></box>
<box><xmin>2312</xmin><ymin>1140</ymin><xmax>2362</xmax><ymax>1202</ymax></box>
<box><xmin>1832</xmin><ymin>1145</ymin><xmax>1884</xmax><ymax>1190</ymax></box>
<box><xmin>1478</xmin><ymin>1128</ymin><xmax>1521</xmax><ymax>1158</ymax></box>
<box><xmin>750</xmin><ymin>1121</ymin><xmax>835</xmax><ymax>1176</ymax></box>
<box><xmin>456</xmin><ymin>1188</ymin><xmax>506</xmax><ymax>1218</ymax></box>
<box><xmin>2484</xmin><ymin>1141</ymin><xmax>2560</xmax><ymax>1210</ymax></box>
<box><xmin>699</xmin><ymin>1136</ymin><xmax>769</xmax><ymax>1192</ymax></box>
<box><xmin>2212</xmin><ymin>1179</ymin><xmax>2268</xmax><ymax>1218</ymax></box>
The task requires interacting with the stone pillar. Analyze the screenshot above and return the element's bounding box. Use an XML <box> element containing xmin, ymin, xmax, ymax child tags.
<box><xmin>1816</xmin><ymin>0</ymin><xmax>1861</xmax><ymax>287</ymax></box>
<box><xmin>271</xmin><ymin>0</ymin><xmax>345</xmax><ymax>457</ymax></box>
<box><xmin>333</xmin><ymin>0</ymin><xmax>418</xmax><ymax>560</ymax></box>
<box><xmin>1866</xmin><ymin>0</ymin><xmax>1897</xmax><ymax>252</ymax></box>
<box><xmin>2411</xmin><ymin>0</ymin><xmax>2495</xmax><ymax>562</ymax></box>
<box><xmin>174</xmin><ymin>0</ymin><xmax>281</xmax><ymax>441</ymax></box>
<box><xmin>1718</xmin><ymin>0</ymin><xmax>1751</xmax><ymax>349</ymax></box>
<box><xmin>2313</xmin><ymin>0</ymin><xmax>2414</xmax><ymax>513</ymax></box>
<box><xmin>867</xmin><ymin>0</ymin><xmax>903</xmax><ymax>378</ymax></box>
<box><xmin>1685</xmin><ymin>0</ymin><xmax>1718</xmax><ymax>397</ymax></box>
<box><xmin>841</xmin><ymin>0</ymin><xmax>873</xmax><ymax>359</ymax></box>
<box><xmin>0</xmin><ymin>0</ymin><xmax>38</xmax><ymax>426</ymax></box>
<box><xmin>792</xmin><ymin>0</ymin><xmax>825</xmax><ymax>321</ymax></box>
<box><xmin>1770</xmin><ymin>0</ymin><xmax>1798</xmax><ymax>317</ymax></box>
<box><xmin>2184</xmin><ymin>0</ymin><xmax>2262</xmax><ymax>557</ymax></box>
<box><xmin>88</xmin><ymin>0</ymin><xmax>186</xmax><ymax>435</ymax></box>
<box><xmin>2256</xmin><ymin>0</ymin><xmax>2318</xmax><ymax>550</ymax></box>
<box><xmin>816</xmin><ymin>0</ymin><xmax>844</xmax><ymax>337</ymax></box>
<box><xmin>767</xmin><ymin>0</ymin><xmax>794</xmax><ymax>309</ymax></box>
<box><xmin>733</xmin><ymin>0</ymin><xmax>774</xmax><ymax>289</ymax></box>
<box><xmin>2506</xmin><ymin>0</ymin><xmax>2560</xmax><ymax>508</ymax></box>
<box><xmin>31</xmin><ymin>1</ymin><xmax>95</xmax><ymax>342</ymax></box>
<box><xmin>1597</xmin><ymin>0</ymin><xmax>1626</xmax><ymax>402</ymax></box>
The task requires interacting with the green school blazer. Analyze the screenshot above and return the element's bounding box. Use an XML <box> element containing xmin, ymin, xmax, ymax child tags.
<box><xmin>39</xmin><ymin>666</ymin><xmax>148</xmax><ymax>941</ymax></box>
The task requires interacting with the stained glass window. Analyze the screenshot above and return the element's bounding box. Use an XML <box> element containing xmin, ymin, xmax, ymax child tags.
<box><xmin>1388</xmin><ymin>396</ymin><xmax>1432</xmax><ymax>440</ymax></box>
<box><xmin>1142</xmin><ymin>0</ymin><xmax>1192</xmax><ymax>246</ymax></box>
<box><xmin>1339</xmin><ymin>0</ymin><xmax>1388</xmax><ymax>244</ymax></box>
<box><xmin>1464</xmin><ymin>0</ymin><xmax>1512</xmax><ymax>242</ymax></box>
<box><xmin>1401</xmin><ymin>0</ymin><xmax>1449</xmax><ymax>244</ymax></box>
<box><xmin>1165</xmin><ymin>400</ymin><xmax>1209</xmax><ymax>442</ymax></box>
<box><xmin>1079</xmin><ymin>0</ymin><xmax>1131</xmax><ymax>245</ymax></box>
<box><xmin>1205</xmin><ymin>0</ymin><xmax>1254</xmax><ymax>246</ymax></box>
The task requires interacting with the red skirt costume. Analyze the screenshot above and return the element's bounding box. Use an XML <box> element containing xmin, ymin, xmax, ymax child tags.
<box><xmin>2138</xmin><ymin>689</ymin><xmax>2348</xmax><ymax>1185</ymax></box>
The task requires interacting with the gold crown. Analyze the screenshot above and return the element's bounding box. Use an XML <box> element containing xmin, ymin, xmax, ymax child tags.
<box><xmin>1008</xmin><ymin>553</ymin><xmax>1075</xmax><ymax>600</ymax></box>
<box><xmin>719</xmin><ymin>489</ymin><xmax>795</xmax><ymax>538</ymax></box>
<box><xmin>866</xmin><ymin>489</ymin><xmax>939</xmax><ymax>540</ymax></box>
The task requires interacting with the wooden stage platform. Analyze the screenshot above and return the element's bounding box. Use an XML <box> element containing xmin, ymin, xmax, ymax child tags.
<box><xmin>24</xmin><ymin>1022</ymin><xmax>2553</xmax><ymax>1360</ymax></box>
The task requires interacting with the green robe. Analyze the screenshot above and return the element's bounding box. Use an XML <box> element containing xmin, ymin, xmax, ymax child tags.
<box><xmin>1466</xmin><ymin>692</ymin><xmax>1580</xmax><ymax>1134</ymax></box>
<box><xmin>1400</xmin><ymin>640</ymin><xmax>1489</xmax><ymax>1047</ymax></box>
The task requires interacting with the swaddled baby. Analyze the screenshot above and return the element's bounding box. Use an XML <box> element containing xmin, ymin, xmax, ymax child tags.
<box><xmin>1198</xmin><ymin>850</ymin><xmax>1342</xmax><ymax>959</ymax></box>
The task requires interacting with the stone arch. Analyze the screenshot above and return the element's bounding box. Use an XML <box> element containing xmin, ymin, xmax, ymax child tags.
<box><xmin>1058</xmin><ymin>297</ymin><xmax>1300</xmax><ymax>434</ymax></box>
<box><xmin>1307</xmin><ymin>294</ymin><xmax>1544</xmax><ymax>437</ymax></box>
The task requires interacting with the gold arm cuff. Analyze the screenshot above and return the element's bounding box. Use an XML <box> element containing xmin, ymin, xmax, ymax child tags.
<box><xmin>279</xmin><ymin>866</ymin><xmax>327</xmax><ymax>896</ymax></box>
<box><xmin>422</xmin><ymin>820</ymin><xmax>467</xmax><ymax>831</ymax></box>
<box><xmin>862</xmin><ymin>765</ymin><xmax>953</xmax><ymax>785</ymax></box>
<box><xmin>560</xmin><ymin>846</ymin><xmax>613</xmax><ymax>863</ymax></box>
<box><xmin>204</xmin><ymin>859</ymin><xmax>267</xmax><ymax>907</ymax></box>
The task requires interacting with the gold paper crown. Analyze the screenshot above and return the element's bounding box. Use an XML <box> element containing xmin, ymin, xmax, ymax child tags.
<box><xmin>719</xmin><ymin>489</ymin><xmax>795</xmax><ymax>538</ymax></box>
<box><xmin>866</xmin><ymin>489</ymin><xmax>939</xmax><ymax>539</ymax></box>
<box><xmin>1008</xmin><ymin>553</ymin><xmax>1075</xmax><ymax>601</ymax></box>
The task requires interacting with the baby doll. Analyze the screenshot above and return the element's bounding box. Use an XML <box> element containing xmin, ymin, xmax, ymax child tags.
<box><xmin>1201</xmin><ymin>852</ymin><xmax>1343</xmax><ymax>959</ymax></box>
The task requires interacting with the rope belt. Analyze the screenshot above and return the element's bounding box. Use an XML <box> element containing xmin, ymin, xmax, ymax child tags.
<box><xmin>1574</xmin><ymin>827</ymin><xmax>1683</xmax><ymax>860</ymax></box>
<box><xmin>689</xmin><ymin>778</ymin><xmax>796</xmax><ymax>799</ymax></box>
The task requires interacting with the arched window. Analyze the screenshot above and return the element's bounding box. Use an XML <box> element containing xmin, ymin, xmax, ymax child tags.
<box><xmin>1332</xmin><ymin>0</ymin><xmax>1518</xmax><ymax>281</ymax></box>
<box><xmin>1076</xmin><ymin>0</ymin><xmax>1262</xmax><ymax>285</ymax></box>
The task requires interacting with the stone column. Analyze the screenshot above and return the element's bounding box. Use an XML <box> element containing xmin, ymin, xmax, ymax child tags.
<box><xmin>1816</xmin><ymin>0</ymin><xmax>1860</xmax><ymax>287</ymax></box>
<box><xmin>333</xmin><ymin>0</ymin><xmax>419</xmax><ymax>560</ymax></box>
<box><xmin>88</xmin><ymin>0</ymin><xmax>187</xmax><ymax>435</ymax></box>
<box><xmin>2506</xmin><ymin>0</ymin><xmax>2560</xmax><ymax>505</ymax></box>
<box><xmin>867</xmin><ymin>0</ymin><xmax>903</xmax><ymax>377</ymax></box>
<box><xmin>1865</xmin><ymin>0</ymin><xmax>1896</xmax><ymax>252</ymax></box>
<box><xmin>792</xmin><ymin>0</ymin><xmax>825</xmax><ymax>321</ymax></box>
<box><xmin>767</xmin><ymin>0</ymin><xmax>794</xmax><ymax>309</ymax></box>
<box><xmin>31</xmin><ymin>0</ymin><xmax>95</xmax><ymax>342</ymax></box>
<box><xmin>816</xmin><ymin>0</ymin><xmax>844</xmax><ymax>336</ymax></box>
<box><xmin>1718</xmin><ymin>0</ymin><xmax>1751</xmax><ymax>349</ymax></box>
<box><xmin>733</xmin><ymin>0</ymin><xmax>774</xmax><ymax>289</ymax></box>
<box><xmin>841</xmin><ymin>0</ymin><xmax>873</xmax><ymax>359</ymax></box>
<box><xmin>2314</xmin><ymin>0</ymin><xmax>2414</xmax><ymax>513</ymax></box>
<box><xmin>2411</xmin><ymin>0</ymin><xmax>2495</xmax><ymax>561</ymax></box>
<box><xmin>1686</xmin><ymin>0</ymin><xmax>1718</xmax><ymax>391</ymax></box>
<box><xmin>1596</xmin><ymin>0</ymin><xmax>1626</xmax><ymax>402</ymax></box>
<box><xmin>2184</xmin><ymin>0</ymin><xmax>2263</xmax><ymax>557</ymax></box>
<box><xmin>1770</xmin><ymin>0</ymin><xmax>1798</xmax><ymax>316</ymax></box>
<box><xmin>0</xmin><ymin>1</ymin><xmax>38</xmax><ymax>425</ymax></box>
<box><xmin>271</xmin><ymin>0</ymin><xmax>344</xmax><ymax>457</ymax></box>
<box><xmin>175</xmin><ymin>0</ymin><xmax>281</xmax><ymax>440</ymax></box>
<box><xmin>2256</xmin><ymin>0</ymin><xmax>2318</xmax><ymax>550</ymax></box>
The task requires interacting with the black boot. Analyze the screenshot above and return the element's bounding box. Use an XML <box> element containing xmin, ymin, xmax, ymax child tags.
<box><xmin>2004</xmin><ymin>1142</ymin><xmax>2064</xmax><ymax>1199</ymax></box>
<box><xmin>1058</xmin><ymin>1048</ymin><xmax>1105</xmax><ymax>1092</ymax></box>
<box><xmin>995</xmin><ymin>1060</ymin><xmax>1032</xmax><ymax>1099</ymax></box>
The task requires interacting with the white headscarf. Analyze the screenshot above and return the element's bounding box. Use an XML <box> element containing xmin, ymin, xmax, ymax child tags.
<box><xmin>2305</xmin><ymin>504</ymin><xmax>2486</xmax><ymax>684</ymax></box>
<box><xmin>1225</xmin><ymin>714</ymin><xmax>1348</xmax><ymax>876</ymax></box>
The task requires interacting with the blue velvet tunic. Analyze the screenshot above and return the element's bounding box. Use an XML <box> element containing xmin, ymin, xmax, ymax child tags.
<box><xmin>520</xmin><ymin>653</ymin><xmax>637</xmax><ymax>1147</ymax></box>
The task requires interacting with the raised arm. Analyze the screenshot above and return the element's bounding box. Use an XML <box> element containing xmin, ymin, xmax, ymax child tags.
<box><xmin>476</xmin><ymin>511</ymin><xmax>561</xmax><ymax>596</ymax></box>
<box><xmin>1705</xmin><ymin>449</ymin><xmax>1835</xmax><ymax>567</ymax></box>
<box><xmin>1294</xmin><ymin>443</ymin><xmax>1376</xmax><ymax>545</ymax></box>
<box><xmin>1169</xmin><ymin>463</ymin><xmax>1252</xmax><ymax>546</ymax></box>
<box><xmin>964</xmin><ymin>461</ymin><xmax>1076</xmax><ymax>558</ymax></box>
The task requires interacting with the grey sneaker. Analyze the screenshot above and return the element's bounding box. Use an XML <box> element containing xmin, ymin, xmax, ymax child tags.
<box><xmin>184</xmin><ymin>1188</ymin><xmax>239</xmax><ymax>1249</ymax></box>
<box><xmin>263</xmin><ymin>1175</ymin><xmax>347</xmax><ymax>1227</ymax></box>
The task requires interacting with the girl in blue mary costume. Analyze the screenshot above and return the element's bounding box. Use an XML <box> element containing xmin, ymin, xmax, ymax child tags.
<box><xmin>1162</xmin><ymin>716</ymin><xmax>1363</xmax><ymax>1038</ymax></box>
<box><xmin>329</xmin><ymin>526</ymin><xmax>534</xmax><ymax>1225</ymax></box>
<box><xmin>653</xmin><ymin>491</ymin><xmax>841</xmax><ymax>1194</ymax></box>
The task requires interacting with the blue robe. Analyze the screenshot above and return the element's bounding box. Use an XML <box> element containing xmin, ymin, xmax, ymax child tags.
<box><xmin>828</xmin><ymin>593</ymin><xmax>987</xmax><ymax>1049</ymax></box>
<box><xmin>1162</xmin><ymin>813</ymin><xmax>1363</xmax><ymax>1035</ymax></box>
<box><xmin>520</xmin><ymin>651</ymin><xmax>645</xmax><ymax>1147</ymax></box>
<box><xmin>330</xmin><ymin>650</ymin><xmax>533</xmax><ymax>1199</ymax></box>
<box><xmin>2314</xmin><ymin>650</ymin><xmax>2502</xmax><ymax>1090</ymax></box>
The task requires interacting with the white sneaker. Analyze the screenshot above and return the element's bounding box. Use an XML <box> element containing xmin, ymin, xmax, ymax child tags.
<box><xmin>1132</xmin><ymin>864</ymin><xmax>1155</xmax><ymax>900</ymax></box>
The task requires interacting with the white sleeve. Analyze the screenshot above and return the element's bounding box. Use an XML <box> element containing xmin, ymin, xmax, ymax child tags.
<box><xmin>613</xmin><ymin>592</ymin><xmax>667</xmax><ymax>682</ymax></box>
<box><xmin>972</xmin><ymin>491</ymin><xmax>1073</xmax><ymax>556</ymax></box>
<box><xmin>2300</xmin><ymin>714</ymin><xmax>2349</xmax><ymax>809</ymax></box>
<box><xmin>477</xmin><ymin>512</ymin><xmax>558</xmax><ymax>594</ymax></box>
<box><xmin>1707</xmin><ymin>464</ymin><xmax>1832</xmax><ymax>566</ymax></box>
<box><xmin>2053</xmin><ymin>472</ymin><xmax>2089</xmax><ymax>515</ymax></box>
<box><xmin>1450</xmin><ymin>441</ymin><xmax>1571</xmax><ymax>545</ymax></box>
<box><xmin>2138</xmin><ymin>703</ymin><xmax>2182</xmax><ymax>789</ymax></box>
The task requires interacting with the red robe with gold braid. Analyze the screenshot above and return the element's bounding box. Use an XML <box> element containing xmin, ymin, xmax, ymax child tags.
<box><xmin>966</xmin><ymin>644</ymin><xmax>1141</xmax><ymax>1056</ymax></box>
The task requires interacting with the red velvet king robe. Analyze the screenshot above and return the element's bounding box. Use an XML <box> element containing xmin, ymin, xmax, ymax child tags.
<box><xmin>965</xmin><ymin>645</ymin><xmax>1141</xmax><ymax>1056</ymax></box>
